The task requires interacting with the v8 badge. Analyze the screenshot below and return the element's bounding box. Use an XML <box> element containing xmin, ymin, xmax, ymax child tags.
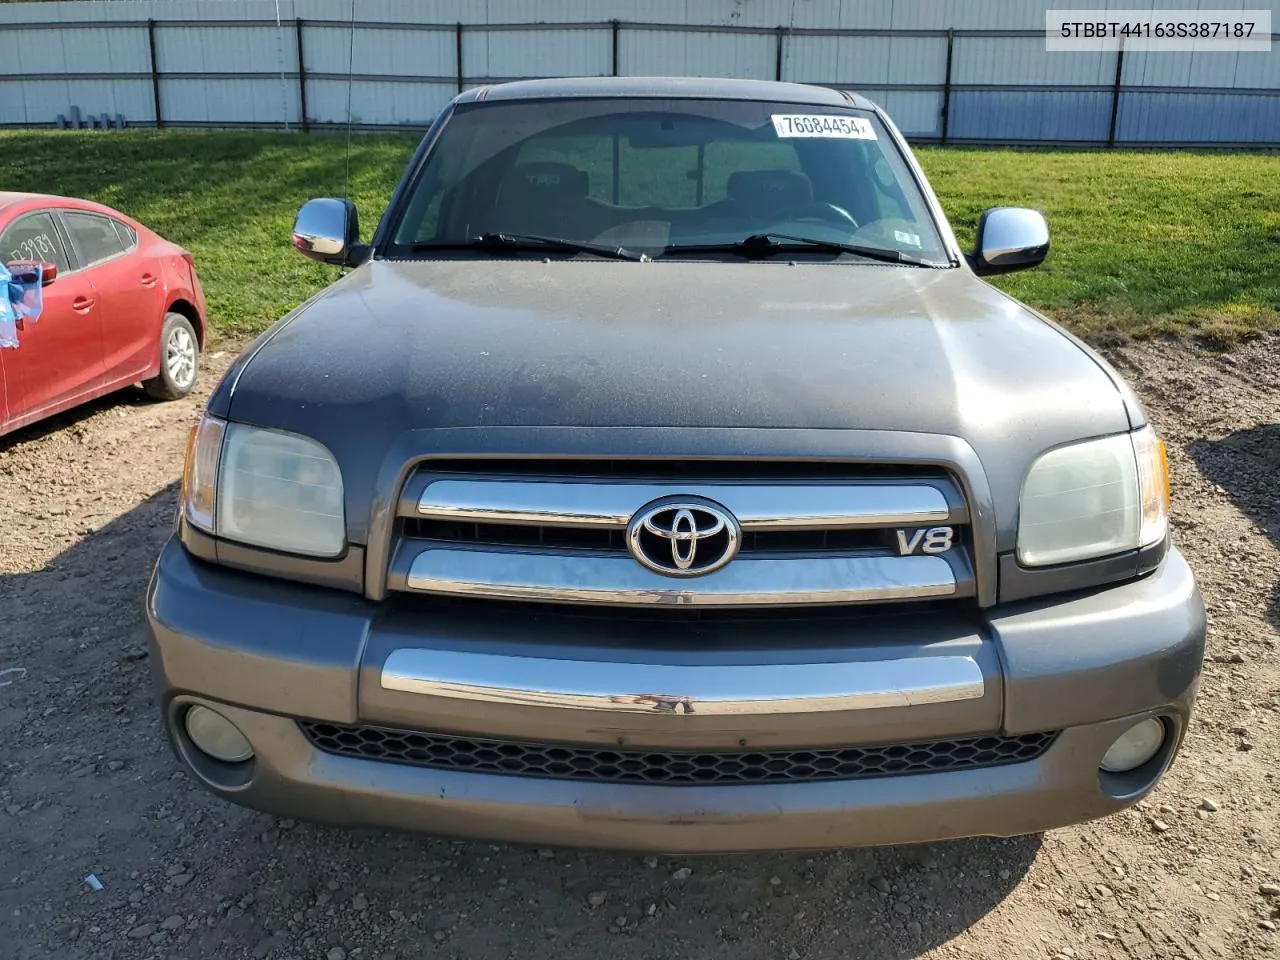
<box><xmin>895</xmin><ymin>526</ymin><xmax>954</xmax><ymax>555</ymax></box>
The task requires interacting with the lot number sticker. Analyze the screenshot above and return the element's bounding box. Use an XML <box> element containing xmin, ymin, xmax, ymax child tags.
<box><xmin>771</xmin><ymin>114</ymin><xmax>877</xmax><ymax>140</ymax></box>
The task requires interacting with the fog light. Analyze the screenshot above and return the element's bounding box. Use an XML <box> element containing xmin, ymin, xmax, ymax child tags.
<box><xmin>184</xmin><ymin>705</ymin><xmax>254</xmax><ymax>763</ymax></box>
<box><xmin>1100</xmin><ymin>718</ymin><xmax>1165</xmax><ymax>773</ymax></box>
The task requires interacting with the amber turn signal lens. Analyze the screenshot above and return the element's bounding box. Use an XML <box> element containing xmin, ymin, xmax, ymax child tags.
<box><xmin>1132</xmin><ymin>426</ymin><xmax>1170</xmax><ymax>549</ymax></box>
<box><xmin>182</xmin><ymin>414</ymin><xmax>226</xmax><ymax>534</ymax></box>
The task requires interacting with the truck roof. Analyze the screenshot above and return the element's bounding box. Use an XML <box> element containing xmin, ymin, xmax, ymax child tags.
<box><xmin>455</xmin><ymin>76</ymin><xmax>877</xmax><ymax>111</ymax></box>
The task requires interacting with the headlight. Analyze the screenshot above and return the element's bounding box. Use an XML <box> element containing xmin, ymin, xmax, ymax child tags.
<box><xmin>182</xmin><ymin>414</ymin><xmax>346</xmax><ymax>558</ymax></box>
<box><xmin>1017</xmin><ymin>426</ymin><xmax>1169</xmax><ymax>567</ymax></box>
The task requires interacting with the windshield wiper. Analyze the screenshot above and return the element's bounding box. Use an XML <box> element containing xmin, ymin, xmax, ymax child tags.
<box><xmin>412</xmin><ymin>233</ymin><xmax>646</xmax><ymax>262</ymax></box>
<box><xmin>661</xmin><ymin>233</ymin><xmax>945</xmax><ymax>267</ymax></box>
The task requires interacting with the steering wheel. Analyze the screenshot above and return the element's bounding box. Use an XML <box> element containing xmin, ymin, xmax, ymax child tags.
<box><xmin>776</xmin><ymin>201</ymin><xmax>859</xmax><ymax>229</ymax></box>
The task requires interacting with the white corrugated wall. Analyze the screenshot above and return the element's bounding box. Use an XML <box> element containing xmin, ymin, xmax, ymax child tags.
<box><xmin>0</xmin><ymin>0</ymin><xmax>1274</xmax><ymax>142</ymax></box>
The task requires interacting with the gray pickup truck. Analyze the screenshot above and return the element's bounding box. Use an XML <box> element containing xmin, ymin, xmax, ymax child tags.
<box><xmin>147</xmin><ymin>77</ymin><xmax>1204</xmax><ymax>853</ymax></box>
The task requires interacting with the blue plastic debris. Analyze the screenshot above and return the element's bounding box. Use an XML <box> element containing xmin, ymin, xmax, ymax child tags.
<box><xmin>0</xmin><ymin>262</ymin><xmax>45</xmax><ymax>349</ymax></box>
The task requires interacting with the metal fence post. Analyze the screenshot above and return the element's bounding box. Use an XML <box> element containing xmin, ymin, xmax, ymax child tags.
<box><xmin>940</xmin><ymin>28</ymin><xmax>954</xmax><ymax>144</ymax></box>
<box><xmin>295</xmin><ymin>18</ymin><xmax>309</xmax><ymax>132</ymax></box>
<box><xmin>774</xmin><ymin>26</ymin><xmax>785</xmax><ymax>81</ymax></box>
<box><xmin>1107</xmin><ymin>38</ymin><xmax>1125</xmax><ymax>147</ymax></box>
<box><xmin>147</xmin><ymin>19</ymin><xmax>163</xmax><ymax>129</ymax></box>
<box><xmin>611</xmin><ymin>20</ymin><xmax>620</xmax><ymax>76</ymax></box>
<box><xmin>455</xmin><ymin>23</ymin><xmax>464</xmax><ymax>93</ymax></box>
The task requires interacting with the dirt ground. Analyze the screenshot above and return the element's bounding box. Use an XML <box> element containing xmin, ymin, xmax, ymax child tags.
<box><xmin>1</xmin><ymin>335</ymin><xmax>1278</xmax><ymax>960</ymax></box>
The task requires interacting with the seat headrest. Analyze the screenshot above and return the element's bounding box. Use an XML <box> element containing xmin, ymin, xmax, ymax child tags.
<box><xmin>500</xmin><ymin>161</ymin><xmax>590</xmax><ymax>199</ymax></box>
<box><xmin>726</xmin><ymin>169</ymin><xmax>813</xmax><ymax>208</ymax></box>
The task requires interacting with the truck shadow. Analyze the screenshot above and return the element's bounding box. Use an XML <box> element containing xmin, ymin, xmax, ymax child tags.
<box><xmin>1186</xmin><ymin>424</ymin><xmax>1280</xmax><ymax>629</ymax></box>
<box><xmin>0</xmin><ymin>484</ymin><xmax>1039</xmax><ymax>960</ymax></box>
<box><xmin>289</xmin><ymin>825</ymin><xmax>1042</xmax><ymax>959</ymax></box>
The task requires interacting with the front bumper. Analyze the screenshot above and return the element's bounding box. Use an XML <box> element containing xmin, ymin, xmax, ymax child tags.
<box><xmin>146</xmin><ymin>539</ymin><xmax>1205</xmax><ymax>852</ymax></box>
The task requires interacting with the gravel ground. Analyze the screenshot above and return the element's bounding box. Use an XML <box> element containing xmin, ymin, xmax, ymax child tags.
<box><xmin>1</xmin><ymin>336</ymin><xmax>1277</xmax><ymax>960</ymax></box>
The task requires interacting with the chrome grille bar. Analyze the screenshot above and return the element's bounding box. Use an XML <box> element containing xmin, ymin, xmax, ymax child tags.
<box><xmin>379</xmin><ymin>649</ymin><xmax>985</xmax><ymax>714</ymax></box>
<box><xmin>395</xmin><ymin>546</ymin><xmax>962</xmax><ymax>607</ymax></box>
<box><xmin>416</xmin><ymin>479</ymin><xmax>956</xmax><ymax>530</ymax></box>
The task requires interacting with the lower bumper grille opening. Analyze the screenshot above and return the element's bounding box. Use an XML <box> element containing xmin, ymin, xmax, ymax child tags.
<box><xmin>299</xmin><ymin>722</ymin><xmax>1057</xmax><ymax>786</ymax></box>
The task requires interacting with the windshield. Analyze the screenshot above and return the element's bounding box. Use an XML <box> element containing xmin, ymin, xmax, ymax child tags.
<box><xmin>387</xmin><ymin>97</ymin><xmax>949</xmax><ymax>262</ymax></box>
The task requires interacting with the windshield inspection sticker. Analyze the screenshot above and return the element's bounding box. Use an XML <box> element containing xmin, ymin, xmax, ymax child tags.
<box><xmin>771</xmin><ymin>114</ymin><xmax>876</xmax><ymax>140</ymax></box>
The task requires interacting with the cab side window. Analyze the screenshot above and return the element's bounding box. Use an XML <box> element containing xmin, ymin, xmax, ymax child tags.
<box><xmin>62</xmin><ymin>211</ymin><xmax>127</xmax><ymax>268</ymax></box>
<box><xmin>1</xmin><ymin>212</ymin><xmax>72</xmax><ymax>274</ymax></box>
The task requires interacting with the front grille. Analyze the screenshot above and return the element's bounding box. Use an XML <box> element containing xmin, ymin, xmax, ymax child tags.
<box><xmin>300</xmin><ymin>722</ymin><xmax>1056</xmax><ymax>786</ymax></box>
<box><xmin>388</xmin><ymin>458</ymin><xmax>976</xmax><ymax>607</ymax></box>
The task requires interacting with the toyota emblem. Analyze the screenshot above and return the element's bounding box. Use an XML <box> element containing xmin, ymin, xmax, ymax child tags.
<box><xmin>625</xmin><ymin>497</ymin><xmax>741</xmax><ymax>577</ymax></box>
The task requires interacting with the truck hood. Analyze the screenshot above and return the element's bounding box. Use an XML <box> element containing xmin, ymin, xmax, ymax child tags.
<box><xmin>218</xmin><ymin>259</ymin><xmax>1139</xmax><ymax>545</ymax></box>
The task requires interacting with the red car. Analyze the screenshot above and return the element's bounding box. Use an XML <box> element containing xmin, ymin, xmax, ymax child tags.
<box><xmin>0</xmin><ymin>192</ymin><xmax>206</xmax><ymax>437</ymax></box>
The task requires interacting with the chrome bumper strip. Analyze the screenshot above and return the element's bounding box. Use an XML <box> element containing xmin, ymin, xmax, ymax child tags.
<box><xmin>416</xmin><ymin>479</ymin><xmax>954</xmax><ymax>530</ymax></box>
<box><xmin>400</xmin><ymin>546</ymin><xmax>959</xmax><ymax>606</ymax></box>
<box><xmin>381</xmin><ymin>649</ymin><xmax>985</xmax><ymax>715</ymax></box>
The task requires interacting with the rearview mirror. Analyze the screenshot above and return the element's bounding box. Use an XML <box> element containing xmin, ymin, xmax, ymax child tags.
<box><xmin>970</xmin><ymin>207</ymin><xmax>1049</xmax><ymax>276</ymax></box>
<box><xmin>292</xmin><ymin>198</ymin><xmax>368</xmax><ymax>267</ymax></box>
<box><xmin>5</xmin><ymin>260</ymin><xmax>57</xmax><ymax>286</ymax></box>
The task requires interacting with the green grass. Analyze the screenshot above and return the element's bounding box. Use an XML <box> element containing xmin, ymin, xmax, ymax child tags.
<box><xmin>918</xmin><ymin>147</ymin><xmax>1280</xmax><ymax>347</ymax></box>
<box><xmin>0</xmin><ymin>130</ymin><xmax>418</xmax><ymax>339</ymax></box>
<box><xmin>0</xmin><ymin>130</ymin><xmax>1275</xmax><ymax>347</ymax></box>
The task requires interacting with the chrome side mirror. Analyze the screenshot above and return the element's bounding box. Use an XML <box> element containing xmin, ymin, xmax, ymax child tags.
<box><xmin>970</xmin><ymin>207</ymin><xmax>1049</xmax><ymax>276</ymax></box>
<box><xmin>292</xmin><ymin>198</ymin><xmax>365</xmax><ymax>266</ymax></box>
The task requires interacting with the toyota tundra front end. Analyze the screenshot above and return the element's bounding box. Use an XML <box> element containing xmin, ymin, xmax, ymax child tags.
<box><xmin>146</xmin><ymin>77</ymin><xmax>1204</xmax><ymax>852</ymax></box>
